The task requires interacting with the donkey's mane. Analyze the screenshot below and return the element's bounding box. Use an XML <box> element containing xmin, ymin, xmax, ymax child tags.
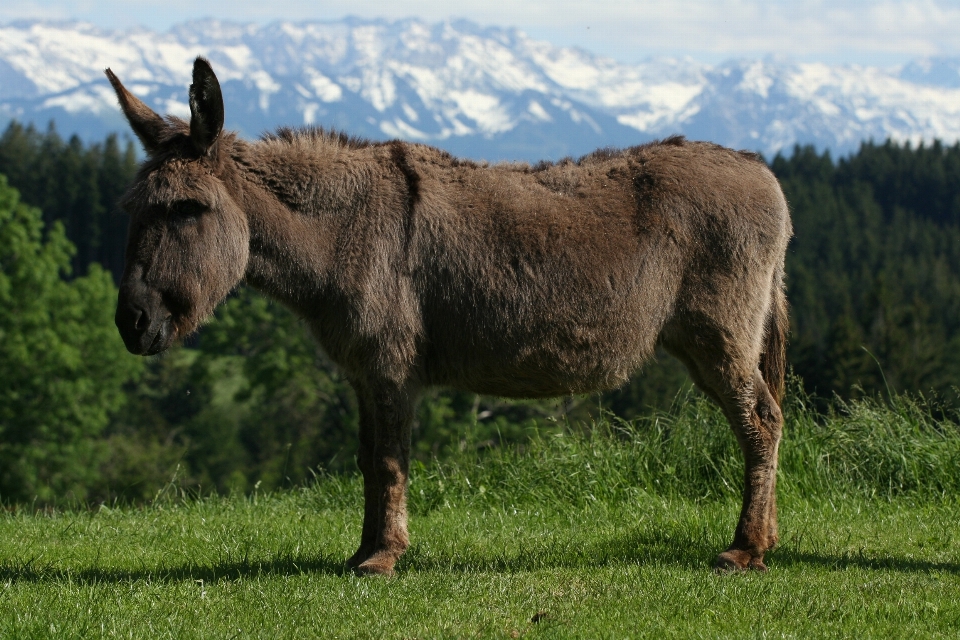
<box><xmin>252</xmin><ymin>129</ymin><xmax>766</xmax><ymax>174</ymax></box>
<box><xmin>261</xmin><ymin>126</ymin><xmax>376</xmax><ymax>150</ymax></box>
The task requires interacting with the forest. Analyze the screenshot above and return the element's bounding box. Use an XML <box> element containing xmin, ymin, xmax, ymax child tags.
<box><xmin>2</xmin><ymin>120</ymin><xmax>960</xmax><ymax>504</ymax></box>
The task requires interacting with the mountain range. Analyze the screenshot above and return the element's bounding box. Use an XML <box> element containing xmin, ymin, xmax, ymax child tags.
<box><xmin>2</xmin><ymin>18</ymin><xmax>960</xmax><ymax>161</ymax></box>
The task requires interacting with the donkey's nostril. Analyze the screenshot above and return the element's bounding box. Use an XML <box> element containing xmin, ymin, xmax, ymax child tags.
<box><xmin>133</xmin><ymin>308</ymin><xmax>148</xmax><ymax>331</ymax></box>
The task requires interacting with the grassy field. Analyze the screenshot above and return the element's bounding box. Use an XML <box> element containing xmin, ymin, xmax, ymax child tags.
<box><xmin>2</xmin><ymin>391</ymin><xmax>960</xmax><ymax>638</ymax></box>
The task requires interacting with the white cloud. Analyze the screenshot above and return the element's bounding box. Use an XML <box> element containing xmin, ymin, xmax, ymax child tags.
<box><xmin>2</xmin><ymin>0</ymin><xmax>959</xmax><ymax>65</ymax></box>
<box><xmin>0</xmin><ymin>1</ymin><xmax>71</xmax><ymax>21</ymax></box>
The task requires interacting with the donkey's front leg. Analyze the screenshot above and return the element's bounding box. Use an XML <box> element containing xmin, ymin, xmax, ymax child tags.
<box><xmin>350</xmin><ymin>382</ymin><xmax>416</xmax><ymax>576</ymax></box>
<box><xmin>346</xmin><ymin>381</ymin><xmax>379</xmax><ymax>569</ymax></box>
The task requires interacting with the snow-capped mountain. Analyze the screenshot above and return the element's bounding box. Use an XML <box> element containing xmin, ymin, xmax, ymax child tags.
<box><xmin>2</xmin><ymin>18</ymin><xmax>960</xmax><ymax>161</ymax></box>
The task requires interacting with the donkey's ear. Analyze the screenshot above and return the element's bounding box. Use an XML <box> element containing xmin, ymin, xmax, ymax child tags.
<box><xmin>105</xmin><ymin>68</ymin><xmax>167</xmax><ymax>155</ymax></box>
<box><xmin>189</xmin><ymin>57</ymin><xmax>224</xmax><ymax>155</ymax></box>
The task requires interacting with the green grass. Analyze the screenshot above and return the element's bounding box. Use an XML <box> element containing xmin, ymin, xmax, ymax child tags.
<box><xmin>2</xmin><ymin>391</ymin><xmax>960</xmax><ymax>638</ymax></box>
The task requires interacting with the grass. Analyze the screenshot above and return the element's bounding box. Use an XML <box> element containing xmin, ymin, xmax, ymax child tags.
<box><xmin>2</xmin><ymin>389</ymin><xmax>960</xmax><ymax>638</ymax></box>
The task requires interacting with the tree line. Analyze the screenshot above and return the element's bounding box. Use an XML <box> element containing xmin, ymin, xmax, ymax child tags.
<box><xmin>774</xmin><ymin>141</ymin><xmax>960</xmax><ymax>402</ymax></box>
<box><xmin>2</xmin><ymin>120</ymin><xmax>959</xmax><ymax>503</ymax></box>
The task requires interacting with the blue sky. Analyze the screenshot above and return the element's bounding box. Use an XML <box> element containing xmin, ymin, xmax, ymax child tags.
<box><xmin>2</xmin><ymin>0</ymin><xmax>957</xmax><ymax>66</ymax></box>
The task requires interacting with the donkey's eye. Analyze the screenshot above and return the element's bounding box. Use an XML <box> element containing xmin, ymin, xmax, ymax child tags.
<box><xmin>168</xmin><ymin>200</ymin><xmax>207</xmax><ymax>222</ymax></box>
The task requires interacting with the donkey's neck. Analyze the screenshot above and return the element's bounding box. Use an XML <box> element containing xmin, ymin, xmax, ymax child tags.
<box><xmin>230</xmin><ymin>136</ymin><xmax>391</xmax><ymax>315</ymax></box>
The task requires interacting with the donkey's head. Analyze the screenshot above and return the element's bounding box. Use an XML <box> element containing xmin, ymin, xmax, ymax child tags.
<box><xmin>107</xmin><ymin>58</ymin><xmax>249</xmax><ymax>355</ymax></box>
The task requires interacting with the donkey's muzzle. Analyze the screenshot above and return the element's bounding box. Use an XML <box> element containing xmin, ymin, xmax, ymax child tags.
<box><xmin>115</xmin><ymin>291</ymin><xmax>174</xmax><ymax>356</ymax></box>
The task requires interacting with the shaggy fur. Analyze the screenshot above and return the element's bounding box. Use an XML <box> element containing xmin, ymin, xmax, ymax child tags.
<box><xmin>108</xmin><ymin>58</ymin><xmax>792</xmax><ymax>575</ymax></box>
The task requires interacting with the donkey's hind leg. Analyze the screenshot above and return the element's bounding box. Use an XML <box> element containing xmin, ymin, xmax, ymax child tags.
<box><xmin>665</xmin><ymin>340</ymin><xmax>783</xmax><ymax>571</ymax></box>
<box><xmin>712</xmin><ymin>369</ymin><xmax>782</xmax><ymax>571</ymax></box>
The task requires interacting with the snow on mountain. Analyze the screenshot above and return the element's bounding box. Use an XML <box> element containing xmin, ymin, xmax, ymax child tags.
<box><xmin>1</xmin><ymin>18</ymin><xmax>959</xmax><ymax>161</ymax></box>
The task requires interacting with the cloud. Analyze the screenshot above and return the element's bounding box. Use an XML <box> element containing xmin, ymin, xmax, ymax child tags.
<box><xmin>0</xmin><ymin>1</ymin><xmax>71</xmax><ymax>22</ymax></box>
<box><xmin>2</xmin><ymin>0</ymin><xmax>958</xmax><ymax>65</ymax></box>
<box><xmin>516</xmin><ymin>0</ymin><xmax>960</xmax><ymax>63</ymax></box>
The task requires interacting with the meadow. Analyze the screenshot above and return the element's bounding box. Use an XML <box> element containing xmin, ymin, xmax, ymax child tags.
<box><xmin>1</xmin><ymin>389</ymin><xmax>959</xmax><ymax>638</ymax></box>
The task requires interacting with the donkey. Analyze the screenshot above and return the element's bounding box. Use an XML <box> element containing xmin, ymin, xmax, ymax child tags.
<box><xmin>106</xmin><ymin>57</ymin><xmax>791</xmax><ymax>575</ymax></box>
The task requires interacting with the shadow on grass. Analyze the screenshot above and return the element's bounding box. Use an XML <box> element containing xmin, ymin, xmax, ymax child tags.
<box><xmin>770</xmin><ymin>548</ymin><xmax>960</xmax><ymax>574</ymax></box>
<box><xmin>0</xmin><ymin>531</ymin><xmax>715</xmax><ymax>585</ymax></box>
<box><xmin>4</xmin><ymin>535</ymin><xmax>959</xmax><ymax>584</ymax></box>
<box><xmin>399</xmin><ymin>526</ymin><xmax>722</xmax><ymax>574</ymax></box>
<box><xmin>0</xmin><ymin>552</ymin><xmax>350</xmax><ymax>585</ymax></box>
<box><xmin>403</xmin><ymin>526</ymin><xmax>960</xmax><ymax>575</ymax></box>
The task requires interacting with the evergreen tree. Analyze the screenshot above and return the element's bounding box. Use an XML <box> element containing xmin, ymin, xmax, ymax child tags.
<box><xmin>774</xmin><ymin>141</ymin><xmax>960</xmax><ymax>402</ymax></box>
<box><xmin>0</xmin><ymin>121</ymin><xmax>137</xmax><ymax>281</ymax></box>
<box><xmin>0</xmin><ymin>175</ymin><xmax>142</xmax><ymax>502</ymax></box>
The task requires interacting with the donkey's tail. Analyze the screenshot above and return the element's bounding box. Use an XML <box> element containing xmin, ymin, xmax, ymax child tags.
<box><xmin>761</xmin><ymin>265</ymin><xmax>789</xmax><ymax>408</ymax></box>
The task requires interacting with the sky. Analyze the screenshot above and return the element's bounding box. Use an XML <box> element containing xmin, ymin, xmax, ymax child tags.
<box><xmin>1</xmin><ymin>0</ymin><xmax>958</xmax><ymax>67</ymax></box>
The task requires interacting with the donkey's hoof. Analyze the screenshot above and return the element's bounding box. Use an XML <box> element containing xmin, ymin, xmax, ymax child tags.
<box><xmin>346</xmin><ymin>549</ymin><xmax>373</xmax><ymax>569</ymax></box>
<box><xmin>353</xmin><ymin>552</ymin><xmax>398</xmax><ymax>577</ymax></box>
<box><xmin>353</xmin><ymin>561</ymin><xmax>395</xmax><ymax>577</ymax></box>
<box><xmin>713</xmin><ymin>549</ymin><xmax>759</xmax><ymax>573</ymax></box>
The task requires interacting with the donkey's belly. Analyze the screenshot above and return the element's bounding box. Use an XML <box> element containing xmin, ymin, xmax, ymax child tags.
<box><xmin>422</xmin><ymin>315</ymin><xmax>657</xmax><ymax>398</ymax></box>
<box><xmin>417</xmin><ymin>240</ymin><xmax>682</xmax><ymax>397</ymax></box>
<box><xmin>461</xmin><ymin>363</ymin><xmax>635</xmax><ymax>399</ymax></box>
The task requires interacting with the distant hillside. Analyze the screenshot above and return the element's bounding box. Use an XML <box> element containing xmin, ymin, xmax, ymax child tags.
<box><xmin>3</xmin><ymin>18</ymin><xmax>960</xmax><ymax>160</ymax></box>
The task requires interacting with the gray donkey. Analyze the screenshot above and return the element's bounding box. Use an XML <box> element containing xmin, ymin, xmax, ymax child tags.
<box><xmin>107</xmin><ymin>57</ymin><xmax>791</xmax><ymax>575</ymax></box>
